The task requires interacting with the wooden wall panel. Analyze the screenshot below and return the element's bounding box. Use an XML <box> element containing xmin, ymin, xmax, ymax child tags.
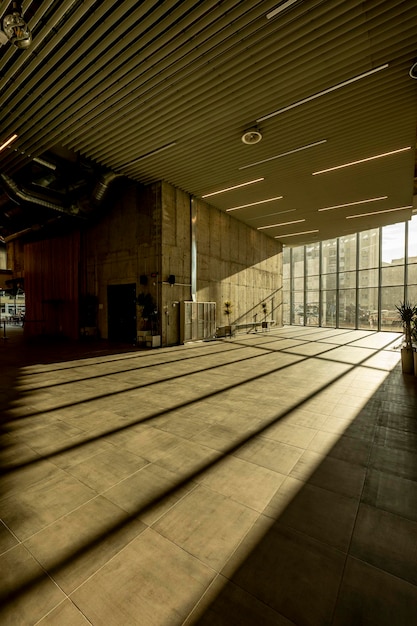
<box><xmin>24</xmin><ymin>232</ymin><xmax>80</xmax><ymax>340</ymax></box>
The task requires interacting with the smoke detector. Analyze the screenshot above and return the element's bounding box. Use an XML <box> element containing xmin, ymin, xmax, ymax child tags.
<box><xmin>241</xmin><ymin>128</ymin><xmax>263</xmax><ymax>144</ymax></box>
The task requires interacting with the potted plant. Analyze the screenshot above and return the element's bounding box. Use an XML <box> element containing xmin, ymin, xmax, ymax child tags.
<box><xmin>395</xmin><ymin>301</ymin><xmax>417</xmax><ymax>374</ymax></box>
<box><xmin>411</xmin><ymin>317</ymin><xmax>417</xmax><ymax>377</ymax></box>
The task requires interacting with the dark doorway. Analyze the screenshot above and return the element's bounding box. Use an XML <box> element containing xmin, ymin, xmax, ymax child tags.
<box><xmin>107</xmin><ymin>284</ymin><xmax>136</xmax><ymax>343</ymax></box>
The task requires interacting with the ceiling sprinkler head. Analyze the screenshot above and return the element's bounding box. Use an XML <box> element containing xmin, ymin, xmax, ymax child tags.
<box><xmin>241</xmin><ymin>128</ymin><xmax>263</xmax><ymax>144</ymax></box>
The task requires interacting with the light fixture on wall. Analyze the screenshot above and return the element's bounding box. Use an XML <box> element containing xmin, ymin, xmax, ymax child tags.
<box><xmin>0</xmin><ymin>2</ymin><xmax>32</xmax><ymax>49</ymax></box>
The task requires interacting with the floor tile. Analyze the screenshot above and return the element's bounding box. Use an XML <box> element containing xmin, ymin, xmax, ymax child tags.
<box><xmin>0</xmin><ymin>544</ymin><xmax>66</xmax><ymax>626</ymax></box>
<box><xmin>36</xmin><ymin>599</ymin><xmax>92</xmax><ymax>625</ymax></box>
<box><xmin>70</xmin><ymin>528</ymin><xmax>215</xmax><ymax>626</ymax></box>
<box><xmin>24</xmin><ymin>495</ymin><xmax>146</xmax><ymax>593</ymax></box>
<box><xmin>65</xmin><ymin>446</ymin><xmax>147</xmax><ymax>492</ymax></box>
<box><xmin>197</xmin><ymin>455</ymin><xmax>286</xmax><ymax>512</ymax></box>
<box><xmin>289</xmin><ymin>450</ymin><xmax>367</xmax><ymax>498</ymax></box>
<box><xmin>235</xmin><ymin>437</ymin><xmax>304</xmax><ymax>475</ymax></box>
<box><xmin>184</xmin><ymin>575</ymin><xmax>294</xmax><ymax>626</ymax></box>
<box><xmin>333</xmin><ymin>556</ymin><xmax>417</xmax><ymax>626</ymax></box>
<box><xmin>153</xmin><ymin>485</ymin><xmax>259</xmax><ymax>570</ymax></box>
<box><xmin>271</xmin><ymin>481</ymin><xmax>358</xmax><ymax>551</ymax></box>
<box><xmin>222</xmin><ymin>516</ymin><xmax>346</xmax><ymax>626</ymax></box>
<box><xmin>350</xmin><ymin>503</ymin><xmax>417</xmax><ymax>586</ymax></box>
<box><xmin>362</xmin><ymin>468</ymin><xmax>417</xmax><ymax>522</ymax></box>
<box><xmin>103</xmin><ymin>462</ymin><xmax>196</xmax><ymax>525</ymax></box>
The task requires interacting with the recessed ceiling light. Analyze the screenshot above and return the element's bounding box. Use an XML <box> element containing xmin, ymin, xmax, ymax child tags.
<box><xmin>241</xmin><ymin>129</ymin><xmax>263</xmax><ymax>144</ymax></box>
<box><xmin>313</xmin><ymin>147</ymin><xmax>411</xmax><ymax>175</ymax></box>
<box><xmin>0</xmin><ymin>133</ymin><xmax>18</xmax><ymax>152</ymax></box>
<box><xmin>226</xmin><ymin>196</ymin><xmax>283</xmax><ymax>212</ymax></box>
<box><xmin>275</xmin><ymin>229</ymin><xmax>319</xmax><ymax>238</ymax></box>
<box><xmin>346</xmin><ymin>206</ymin><xmax>413</xmax><ymax>219</ymax></box>
<box><xmin>256</xmin><ymin>64</ymin><xmax>388</xmax><ymax>123</ymax></box>
<box><xmin>258</xmin><ymin>219</ymin><xmax>305</xmax><ymax>230</ymax></box>
<box><xmin>266</xmin><ymin>0</ymin><xmax>300</xmax><ymax>20</ymax></box>
<box><xmin>239</xmin><ymin>139</ymin><xmax>326</xmax><ymax>170</ymax></box>
<box><xmin>202</xmin><ymin>178</ymin><xmax>264</xmax><ymax>198</ymax></box>
<box><xmin>318</xmin><ymin>196</ymin><xmax>388</xmax><ymax>211</ymax></box>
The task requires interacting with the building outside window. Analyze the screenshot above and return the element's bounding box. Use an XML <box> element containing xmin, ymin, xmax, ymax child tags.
<box><xmin>283</xmin><ymin>214</ymin><xmax>417</xmax><ymax>331</ymax></box>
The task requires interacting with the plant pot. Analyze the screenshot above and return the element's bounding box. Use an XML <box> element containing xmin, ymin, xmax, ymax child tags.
<box><xmin>401</xmin><ymin>346</ymin><xmax>414</xmax><ymax>374</ymax></box>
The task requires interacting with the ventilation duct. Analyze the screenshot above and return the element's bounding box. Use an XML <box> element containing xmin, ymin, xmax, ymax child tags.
<box><xmin>91</xmin><ymin>171</ymin><xmax>122</xmax><ymax>205</ymax></box>
<box><xmin>0</xmin><ymin>172</ymin><xmax>80</xmax><ymax>216</ymax></box>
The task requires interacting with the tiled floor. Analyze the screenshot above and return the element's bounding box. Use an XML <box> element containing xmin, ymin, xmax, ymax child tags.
<box><xmin>1</xmin><ymin>325</ymin><xmax>417</xmax><ymax>625</ymax></box>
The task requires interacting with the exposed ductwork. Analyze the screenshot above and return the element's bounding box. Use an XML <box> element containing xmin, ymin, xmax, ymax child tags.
<box><xmin>1</xmin><ymin>172</ymin><xmax>81</xmax><ymax>216</ymax></box>
<box><xmin>92</xmin><ymin>171</ymin><xmax>123</xmax><ymax>205</ymax></box>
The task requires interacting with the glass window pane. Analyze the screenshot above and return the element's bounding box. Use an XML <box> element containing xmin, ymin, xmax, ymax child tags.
<box><xmin>283</xmin><ymin>247</ymin><xmax>291</xmax><ymax>279</ymax></box>
<box><xmin>339</xmin><ymin>234</ymin><xmax>357</xmax><ymax>272</ymax></box>
<box><xmin>407</xmin><ymin>284</ymin><xmax>417</xmax><ymax>304</ymax></box>
<box><xmin>381</xmin><ymin>286</ymin><xmax>404</xmax><ymax>331</ymax></box>
<box><xmin>292</xmin><ymin>293</ymin><xmax>304</xmax><ymax>324</ymax></box>
<box><xmin>359</xmin><ymin>230</ymin><xmax>379</xmax><ymax>269</ymax></box>
<box><xmin>293</xmin><ymin>277</ymin><xmax>304</xmax><ymax>291</ymax></box>
<box><xmin>381</xmin><ymin>265</ymin><xmax>405</xmax><ymax>287</ymax></box>
<box><xmin>321</xmin><ymin>291</ymin><xmax>336</xmax><ymax>327</ymax></box>
<box><xmin>321</xmin><ymin>239</ymin><xmax>337</xmax><ymax>274</ymax></box>
<box><xmin>339</xmin><ymin>271</ymin><xmax>356</xmax><ymax>289</ymax></box>
<box><xmin>321</xmin><ymin>273</ymin><xmax>336</xmax><ymax>290</ymax></box>
<box><xmin>306</xmin><ymin>293</ymin><xmax>319</xmax><ymax>326</ymax></box>
<box><xmin>339</xmin><ymin>289</ymin><xmax>356</xmax><ymax>327</ymax></box>
<box><xmin>306</xmin><ymin>243</ymin><xmax>320</xmax><ymax>275</ymax></box>
<box><xmin>293</xmin><ymin>247</ymin><xmax>304</xmax><ymax>276</ymax></box>
<box><xmin>358</xmin><ymin>269</ymin><xmax>378</xmax><ymax>288</ymax></box>
<box><xmin>358</xmin><ymin>288</ymin><xmax>378</xmax><ymax>329</ymax></box>
<box><xmin>382</xmin><ymin>222</ymin><xmax>405</xmax><ymax>265</ymax></box>
<box><xmin>408</xmin><ymin>215</ymin><xmax>417</xmax><ymax>260</ymax></box>
<box><xmin>407</xmin><ymin>264</ymin><xmax>417</xmax><ymax>286</ymax></box>
<box><xmin>306</xmin><ymin>276</ymin><xmax>319</xmax><ymax>290</ymax></box>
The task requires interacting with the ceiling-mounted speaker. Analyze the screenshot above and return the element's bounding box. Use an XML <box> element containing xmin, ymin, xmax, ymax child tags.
<box><xmin>168</xmin><ymin>274</ymin><xmax>175</xmax><ymax>285</ymax></box>
<box><xmin>241</xmin><ymin>128</ymin><xmax>263</xmax><ymax>144</ymax></box>
<box><xmin>409</xmin><ymin>60</ymin><xmax>417</xmax><ymax>79</ymax></box>
<box><xmin>140</xmin><ymin>274</ymin><xmax>148</xmax><ymax>285</ymax></box>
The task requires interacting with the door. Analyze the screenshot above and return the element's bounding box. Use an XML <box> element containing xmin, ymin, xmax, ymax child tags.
<box><xmin>107</xmin><ymin>284</ymin><xmax>136</xmax><ymax>343</ymax></box>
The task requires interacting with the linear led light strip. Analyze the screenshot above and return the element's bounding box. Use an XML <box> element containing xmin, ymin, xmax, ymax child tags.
<box><xmin>202</xmin><ymin>178</ymin><xmax>264</xmax><ymax>198</ymax></box>
<box><xmin>318</xmin><ymin>196</ymin><xmax>388</xmax><ymax>212</ymax></box>
<box><xmin>226</xmin><ymin>196</ymin><xmax>283</xmax><ymax>212</ymax></box>
<box><xmin>0</xmin><ymin>133</ymin><xmax>18</xmax><ymax>152</ymax></box>
<box><xmin>258</xmin><ymin>219</ymin><xmax>305</xmax><ymax>230</ymax></box>
<box><xmin>313</xmin><ymin>146</ymin><xmax>411</xmax><ymax>175</ymax></box>
<box><xmin>256</xmin><ymin>64</ymin><xmax>389</xmax><ymax>123</ymax></box>
<box><xmin>121</xmin><ymin>142</ymin><xmax>177</xmax><ymax>168</ymax></box>
<box><xmin>239</xmin><ymin>139</ymin><xmax>326</xmax><ymax>170</ymax></box>
<box><xmin>346</xmin><ymin>205</ymin><xmax>413</xmax><ymax>220</ymax></box>
<box><xmin>267</xmin><ymin>0</ymin><xmax>300</xmax><ymax>20</ymax></box>
<box><xmin>247</xmin><ymin>209</ymin><xmax>296</xmax><ymax>221</ymax></box>
<box><xmin>275</xmin><ymin>229</ymin><xmax>319</xmax><ymax>238</ymax></box>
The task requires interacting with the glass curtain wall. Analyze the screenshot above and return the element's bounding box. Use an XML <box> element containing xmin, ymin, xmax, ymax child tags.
<box><xmin>283</xmin><ymin>214</ymin><xmax>417</xmax><ymax>331</ymax></box>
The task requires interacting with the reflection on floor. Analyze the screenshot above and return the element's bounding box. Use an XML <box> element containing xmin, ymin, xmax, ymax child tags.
<box><xmin>1</xmin><ymin>326</ymin><xmax>417</xmax><ymax>625</ymax></box>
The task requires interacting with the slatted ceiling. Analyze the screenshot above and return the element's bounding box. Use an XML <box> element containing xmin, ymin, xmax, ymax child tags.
<box><xmin>0</xmin><ymin>1</ymin><xmax>416</xmax><ymax>245</ymax></box>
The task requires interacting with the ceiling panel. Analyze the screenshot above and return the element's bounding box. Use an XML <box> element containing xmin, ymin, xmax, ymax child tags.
<box><xmin>0</xmin><ymin>0</ymin><xmax>416</xmax><ymax>244</ymax></box>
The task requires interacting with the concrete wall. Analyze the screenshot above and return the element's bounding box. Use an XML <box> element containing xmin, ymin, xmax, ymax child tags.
<box><xmin>160</xmin><ymin>183</ymin><xmax>282</xmax><ymax>345</ymax></box>
<box><xmin>82</xmin><ymin>182</ymin><xmax>162</xmax><ymax>339</ymax></box>
<box><xmin>82</xmin><ymin>179</ymin><xmax>282</xmax><ymax>345</ymax></box>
